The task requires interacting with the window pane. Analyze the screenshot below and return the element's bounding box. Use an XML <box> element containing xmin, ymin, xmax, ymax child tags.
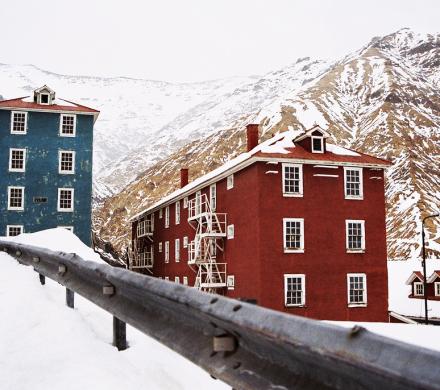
<box><xmin>347</xmin><ymin>222</ymin><xmax>363</xmax><ymax>249</ymax></box>
<box><xmin>286</xmin><ymin>276</ymin><xmax>303</xmax><ymax>305</ymax></box>
<box><xmin>349</xmin><ymin>276</ymin><xmax>365</xmax><ymax>303</ymax></box>
<box><xmin>284</xmin><ymin>166</ymin><xmax>301</xmax><ymax>194</ymax></box>
<box><xmin>345</xmin><ymin>169</ymin><xmax>361</xmax><ymax>196</ymax></box>
<box><xmin>285</xmin><ymin>220</ymin><xmax>302</xmax><ymax>249</ymax></box>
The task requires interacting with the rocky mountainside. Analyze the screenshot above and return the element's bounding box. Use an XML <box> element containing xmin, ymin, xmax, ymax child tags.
<box><xmin>95</xmin><ymin>28</ymin><xmax>440</xmax><ymax>261</ymax></box>
<box><xmin>0</xmin><ymin>64</ymin><xmax>255</xmax><ymax>199</ymax></box>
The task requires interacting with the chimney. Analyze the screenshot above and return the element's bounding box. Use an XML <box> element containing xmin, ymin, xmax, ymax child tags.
<box><xmin>246</xmin><ymin>124</ymin><xmax>259</xmax><ymax>151</ymax></box>
<box><xmin>180</xmin><ymin>168</ymin><xmax>189</xmax><ymax>188</ymax></box>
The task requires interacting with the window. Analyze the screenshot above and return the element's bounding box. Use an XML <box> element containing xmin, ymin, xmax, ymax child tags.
<box><xmin>165</xmin><ymin>206</ymin><xmax>170</xmax><ymax>228</ymax></box>
<box><xmin>60</xmin><ymin>114</ymin><xmax>76</xmax><ymax>137</ymax></box>
<box><xmin>40</xmin><ymin>94</ymin><xmax>49</xmax><ymax>104</ymax></box>
<box><xmin>414</xmin><ymin>282</ymin><xmax>424</xmax><ymax>296</ymax></box>
<box><xmin>282</xmin><ymin>164</ymin><xmax>303</xmax><ymax>196</ymax></box>
<box><xmin>347</xmin><ymin>274</ymin><xmax>367</xmax><ymax>305</ymax></box>
<box><xmin>227</xmin><ymin>224</ymin><xmax>234</xmax><ymax>239</ymax></box>
<box><xmin>11</xmin><ymin>111</ymin><xmax>27</xmax><ymax>134</ymax></box>
<box><xmin>283</xmin><ymin>218</ymin><xmax>304</xmax><ymax>253</ymax></box>
<box><xmin>183</xmin><ymin>197</ymin><xmax>188</xmax><ymax>208</ymax></box>
<box><xmin>159</xmin><ymin>209</ymin><xmax>163</xmax><ymax>219</ymax></box>
<box><xmin>311</xmin><ymin>136</ymin><xmax>324</xmax><ymax>153</ymax></box>
<box><xmin>346</xmin><ymin>220</ymin><xmax>365</xmax><ymax>252</ymax></box>
<box><xmin>284</xmin><ymin>274</ymin><xmax>305</xmax><ymax>306</ymax></box>
<box><xmin>227</xmin><ymin>275</ymin><xmax>235</xmax><ymax>290</ymax></box>
<box><xmin>8</xmin><ymin>186</ymin><xmax>24</xmax><ymax>211</ymax></box>
<box><xmin>183</xmin><ymin>276</ymin><xmax>189</xmax><ymax>286</ymax></box>
<box><xmin>58</xmin><ymin>188</ymin><xmax>74</xmax><ymax>212</ymax></box>
<box><xmin>165</xmin><ymin>241</ymin><xmax>169</xmax><ymax>263</ymax></box>
<box><xmin>227</xmin><ymin>174</ymin><xmax>234</xmax><ymax>190</ymax></box>
<box><xmin>175</xmin><ymin>201</ymin><xmax>180</xmax><ymax>224</ymax></box>
<box><xmin>9</xmin><ymin>148</ymin><xmax>26</xmax><ymax>172</ymax></box>
<box><xmin>59</xmin><ymin>151</ymin><xmax>75</xmax><ymax>174</ymax></box>
<box><xmin>344</xmin><ymin>167</ymin><xmax>363</xmax><ymax>199</ymax></box>
<box><xmin>175</xmin><ymin>276</ymin><xmax>180</xmax><ymax>284</ymax></box>
<box><xmin>6</xmin><ymin>225</ymin><xmax>23</xmax><ymax>237</ymax></box>
<box><xmin>165</xmin><ymin>276</ymin><xmax>169</xmax><ymax>281</ymax></box>
<box><xmin>195</xmin><ymin>191</ymin><xmax>201</xmax><ymax>215</ymax></box>
<box><xmin>183</xmin><ymin>236</ymin><xmax>188</xmax><ymax>248</ymax></box>
<box><xmin>210</xmin><ymin>184</ymin><xmax>217</xmax><ymax>211</ymax></box>
<box><xmin>175</xmin><ymin>239</ymin><xmax>180</xmax><ymax>262</ymax></box>
<box><xmin>159</xmin><ymin>242</ymin><xmax>163</xmax><ymax>253</ymax></box>
<box><xmin>58</xmin><ymin>226</ymin><xmax>74</xmax><ymax>232</ymax></box>
<box><xmin>435</xmin><ymin>282</ymin><xmax>440</xmax><ymax>297</ymax></box>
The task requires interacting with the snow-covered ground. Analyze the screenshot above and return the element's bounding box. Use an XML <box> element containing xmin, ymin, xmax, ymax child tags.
<box><xmin>0</xmin><ymin>251</ymin><xmax>228</xmax><ymax>390</ymax></box>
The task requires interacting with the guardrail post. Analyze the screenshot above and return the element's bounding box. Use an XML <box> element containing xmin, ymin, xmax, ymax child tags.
<box><xmin>39</xmin><ymin>274</ymin><xmax>45</xmax><ymax>285</ymax></box>
<box><xmin>66</xmin><ymin>288</ymin><xmax>74</xmax><ymax>309</ymax></box>
<box><xmin>113</xmin><ymin>316</ymin><xmax>127</xmax><ymax>351</ymax></box>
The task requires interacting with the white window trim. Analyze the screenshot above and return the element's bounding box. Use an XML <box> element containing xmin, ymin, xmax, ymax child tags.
<box><xmin>311</xmin><ymin>136</ymin><xmax>324</xmax><ymax>153</ymax></box>
<box><xmin>39</xmin><ymin>93</ymin><xmax>50</xmax><ymax>105</ymax></box>
<box><xmin>344</xmin><ymin>167</ymin><xmax>364</xmax><ymax>200</ymax></box>
<box><xmin>7</xmin><ymin>186</ymin><xmax>24</xmax><ymax>211</ymax></box>
<box><xmin>183</xmin><ymin>236</ymin><xmax>188</xmax><ymax>248</ymax></box>
<box><xmin>227</xmin><ymin>174</ymin><xmax>234</xmax><ymax>190</ymax></box>
<box><xmin>227</xmin><ymin>275</ymin><xmax>235</xmax><ymax>290</ymax></box>
<box><xmin>58</xmin><ymin>226</ymin><xmax>74</xmax><ymax>232</ymax></box>
<box><xmin>59</xmin><ymin>114</ymin><xmax>77</xmax><ymax>137</ymax></box>
<box><xmin>175</xmin><ymin>201</ymin><xmax>180</xmax><ymax>225</ymax></box>
<box><xmin>57</xmin><ymin>188</ymin><xmax>74</xmax><ymax>212</ymax></box>
<box><xmin>227</xmin><ymin>224</ymin><xmax>235</xmax><ymax>240</ymax></box>
<box><xmin>175</xmin><ymin>276</ymin><xmax>180</xmax><ymax>284</ymax></box>
<box><xmin>58</xmin><ymin>150</ymin><xmax>76</xmax><ymax>174</ymax></box>
<box><xmin>345</xmin><ymin>219</ymin><xmax>366</xmax><ymax>253</ymax></box>
<box><xmin>183</xmin><ymin>197</ymin><xmax>188</xmax><ymax>209</ymax></box>
<box><xmin>159</xmin><ymin>242</ymin><xmax>163</xmax><ymax>253</ymax></box>
<box><xmin>414</xmin><ymin>281</ymin><xmax>424</xmax><ymax>297</ymax></box>
<box><xmin>210</xmin><ymin>183</ymin><xmax>217</xmax><ymax>211</ymax></box>
<box><xmin>9</xmin><ymin>148</ymin><xmax>27</xmax><ymax>172</ymax></box>
<box><xmin>435</xmin><ymin>282</ymin><xmax>440</xmax><ymax>297</ymax></box>
<box><xmin>347</xmin><ymin>273</ymin><xmax>367</xmax><ymax>307</ymax></box>
<box><xmin>183</xmin><ymin>276</ymin><xmax>189</xmax><ymax>286</ymax></box>
<box><xmin>10</xmin><ymin>111</ymin><xmax>28</xmax><ymax>135</ymax></box>
<box><xmin>159</xmin><ymin>209</ymin><xmax>163</xmax><ymax>219</ymax></box>
<box><xmin>165</xmin><ymin>277</ymin><xmax>169</xmax><ymax>281</ymax></box>
<box><xmin>165</xmin><ymin>206</ymin><xmax>170</xmax><ymax>228</ymax></box>
<box><xmin>6</xmin><ymin>225</ymin><xmax>24</xmax><ymax>236</ymax></box>
<box><xmin>283</xmin><ymin>218</ymin><xmax>305</xmax><ymax>253</ymax></box>
<box><xmin>165</xmin><ymin>241</ymin><xmax>170</xmax><ymax>263</ymax></box>
<box><xmin>282</xmin><ymin>163</ymin><xmax>303</xmax><ymax>197</ymax></box>
<box><xmin>175</xmin><ymin>238</ymin><xmax>180</xmax><ymax>262</ymax></box>
<box><xmin>284</xmin><ymin>274</ymin><xmax>306</xmax><ymax>307</ymax></box>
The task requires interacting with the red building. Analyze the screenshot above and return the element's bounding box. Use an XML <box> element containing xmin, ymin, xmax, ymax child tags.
<box><xmin>406</xmin><ymin>271</ymin><xmax>440</xmax><ymax>300</ymax></box>
<box><xmin>130</xmin><ymin>124</ymin><xmax>391</xmax><ymax>321</ymax></box>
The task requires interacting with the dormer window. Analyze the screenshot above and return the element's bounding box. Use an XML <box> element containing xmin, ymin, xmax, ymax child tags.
<box><xmin>34</xmin><ymin>85</ymin><xmax>55</xmax><ymax>105</ymax></box>
<box><xmin>40</xmin><ymin>94</ymin><xmax>49</xmax><ymax>105</ymax></box>
<box><xmin>311</xmin><ymin>136</ymin><xmax>324</xmax><ymax>153</ymax></box>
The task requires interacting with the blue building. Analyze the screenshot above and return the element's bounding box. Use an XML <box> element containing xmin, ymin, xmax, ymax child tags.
<box><xmin>0</xmin><ymin>86</ymin><xmax>99</xmax><ymax>245</ymax></box>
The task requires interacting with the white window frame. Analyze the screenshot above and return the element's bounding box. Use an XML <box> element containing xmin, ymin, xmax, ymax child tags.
<box><xmin>227</xmin><ymin>224</ymin><xmax>234</xmax><ymax>239</ymax></box>
<box><xmin>283</xmin><ymin>218</ymin><xmax>304</xmax><ymax>253</ymax></box>
<box><xmin>58</xmin><ymin>150</ymin><xmax>76</xmax><ymax>174</ymax></box>
<box><xmin>210</xmin><ymin>184</ymin><xmax>217</xmax><ymax>211</ymax></box>
<box><xmin>159</xmin><ymin>242</ymin><xmax>163</xmax><ymax>253</ymax></box>
<box><xmin>9</xmin><ymin>148</ymin><xmax>26</xmax><ymax>172</ymax></box>
<box><xmin>183</xmin><ymin>197</ymin><xmax>188</xmax><ymax>209</ymax></box>
<box><xmin>59</xmin><ymin>114</ymin><xmax>77</xmax><ymax>137</ymax></box>
<box><xmin>165</xmin><ymin>206</ymin><xmax>170</xmax><ymax>228</ymax></box>
<box><xmin>165</xmin><ymin>277</ymin><xmax>169</xmax><ymax>281</ymax></box>
<box><xmin>175</xmin><ymin>276</ymin><xmax>180</xmax><ymax>284</ymax></box>
<box><xmin>344</xmin><ymin>167</ymin><xmax>363</xmax><ymax>200</ymax></box>
<box><xmin>175</xmin><ymin>238</ymin><xmax>180</xmax><ymax>262</ymax></box>
<box><xmin>57</xmin><ymin>188</ymin><xmax>74</xmax><ymax>212</ymax></box>
<box><xmin>282</xmin><ymin>163</ymin><xmax>303</xmax><ymax>197</ymax></box>
<box><xmin>165</xmin><ymin>241</ymin><xmax>170</xmax><ymax>263</ymax></box>
<box><xmin>284</xmin><ymin>274</ymin><xmax>305</xmax><ymax>307</ymax></box>
<box><xmin>183</xmin><ymin>236</ymin><xmax>189</xmax><ymax>248</ymax></box>
<box><xmin>58</xmin><ymin>226</ymin><xmax>74</xmax><ymax>232</ymax></box>
<box><xmin>175</xmin><ymin>201</ymin><xmax>180</xmax><ymax>225</ymax></box>
<box><xmin>347</xmin><ymin>273</ymin><xmax>367</xmax><ymax>306</ymax></box>
<box><xmin>39</xmin><ymin>93</ymin><xmax>50</xmax><ymax>105</ymax></box>
<box><xmin>10</xmin><ymin>111</ymin><xmax>28</xmax><ymax>135</ymax></box>
<box><xmin>435</xmin><ymin>282</ymin><xmax>440</xmax><ymax>297</ymax></box>
<box><xmin>311</xmin><ymin>136</ymin><xmax>324</xmax><ymax>153</ymax></box>
<box><xmin>7</xmin><ymin>186</ymin><xmax>24</xmax><ymax>211</ymax></box>
<box><xmin>183</xmin><ymin>276</ymin><xmax>189</xmax><ymax>286</ymax></box>
<box><xmin>159</xmin><ymin>208</ymin><xmax>163</xmax><ymax>219</ymax></box>
<box><xmin>414</xmin><ymin>281</ymin><xmax>424</xmax><ymax>296</ymax></box>
<box><xmin>6</xmin><ymin>225</ymin><xmax>24</xmax><ymax>237</ymax></box>
<box><xmin>227</xmin><ymin>174</ymin><xmax>234</xmax><ymax>190</ymax></box>
<box><xmin>227</xmin><ymin>275</ymin><xmax>235</xmax><ymax>290</ymax></box>
<box><xmin>345</xmin><ymin>220</ymin><xmax>365</xmax><ymax>252</ymax></box>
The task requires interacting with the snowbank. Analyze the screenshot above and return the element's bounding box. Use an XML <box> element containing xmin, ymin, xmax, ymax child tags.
<box><xmin>0</xmin><ymin>253</ymin><xmax>228</xmax><ymax>390</ymax></box>
<box><xmin>0</xmin><ymin>228</ymin><xmax>105</xmax><ymax>264</ymax></box>
<box><xmin>388</xmin><ymin>258</ymin><xmax>440</xmax><ymax>318</ymax></box>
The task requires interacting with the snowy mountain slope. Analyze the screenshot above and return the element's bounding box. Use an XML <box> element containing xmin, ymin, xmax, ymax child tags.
<box><xmin>0</xmin><ymin>64</ymin><xmax>255</xmax><ymax>198</ymax></box>
<box><xmin>95</xmin><ymin>28</ymin><xmax>440</xmax><ymax>261</ymax></box>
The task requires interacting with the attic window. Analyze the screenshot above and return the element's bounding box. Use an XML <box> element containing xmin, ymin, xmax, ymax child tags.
<box><xmin>40</xmin><ymin>94</ymin><xmax>49</xmax><ymax>104</ymax></box>
<box><xmin>311</xmin><ymin>136</ymin><xmax>324</xmax><ymax>153</ymax></box>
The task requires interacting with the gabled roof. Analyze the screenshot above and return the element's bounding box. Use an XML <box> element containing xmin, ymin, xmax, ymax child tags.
<box><xmin>427</xmin><ymin>271</ymin><xmax>440</xmax><ymax>283</ymax></box>
<box><xmin>130</xmin><ymin>126</ymin><xmax>391</xmax><ymax>222</ymax></box>
<box><xmin>0</xmin><ymin>95</ymin><xmax>100</xmax><ymax>119</ymax></box>
<box><xmin>294</xmin><ymin>124</ymin><xmax>330</xmax><ymax>141</ymax></box>
<box><xmin>405</xmin><ymin>271</ymin><xmax>424</xmax><ymax>285</ymax></box>
<box><xmin>34</xmin><ymin>85</ymin><xmax>55</xmax><ymax>95</ymax></box>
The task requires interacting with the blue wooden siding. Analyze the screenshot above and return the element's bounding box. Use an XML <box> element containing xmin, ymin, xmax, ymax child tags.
<box><xmin>0</xmin><ymin>110</ymin><xmax>94</xmax><ymax>245</ymax></box>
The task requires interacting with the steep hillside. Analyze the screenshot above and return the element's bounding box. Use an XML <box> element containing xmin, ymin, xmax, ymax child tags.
<box><xmin>95</xmin><ymin>29</ymin><xmax>440</xmax><ymax>261</ymax></box>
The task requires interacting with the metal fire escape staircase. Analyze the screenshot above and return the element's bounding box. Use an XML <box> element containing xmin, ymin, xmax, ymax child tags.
<box><xmin>130</xmin><ymin>216</ymin><xmax>154</xmax><ymax>273</ymax></box>
<box><xmin>188</xmin><ymin>193</ymin><xmax>227</xmax><ymax>292</ymax></box>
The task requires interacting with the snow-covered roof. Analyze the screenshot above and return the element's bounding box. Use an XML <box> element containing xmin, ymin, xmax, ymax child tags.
<box><xmin>131</xmin><ymin>126</ymin><xmax>390</xmax><ymax>221</ymax></box>
<box><xmin>405</xmin><ymin>271</ymin><xmax>424</xmax><ymax>284</ymax></box>
<box><xmin>427</xmin><ymin>271</ymin><xmax>440</xmax><ymax>283</ymax></box>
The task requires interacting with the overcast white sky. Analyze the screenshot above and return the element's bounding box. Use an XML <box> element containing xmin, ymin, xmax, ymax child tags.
<box><xmin>2</xmin><ymin>0</ymin><xmax>439</xmax><ymax>82</ymax></box>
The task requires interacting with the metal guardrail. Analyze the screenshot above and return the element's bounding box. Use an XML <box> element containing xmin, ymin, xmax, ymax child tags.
<box><xmin>1</xmin><ymin>240</ymin><xmax>440</xmax><ymax>390</ymax></box>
